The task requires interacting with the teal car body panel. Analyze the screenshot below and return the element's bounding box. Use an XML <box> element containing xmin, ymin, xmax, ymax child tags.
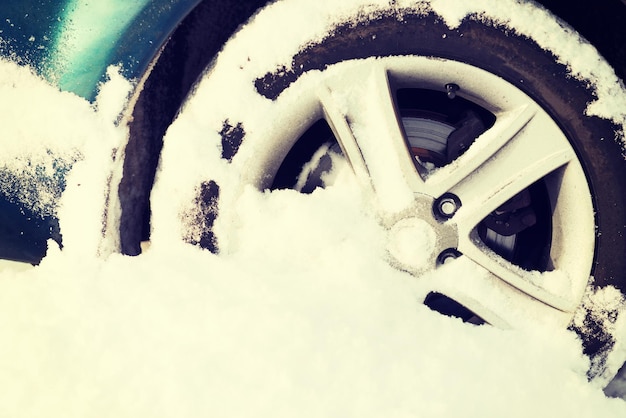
<box><xmin>0</xmin><ymin>0</ymin><xmax>202</xmax><ymax>263</ymax></box>
<box><xmin>1</xmin><ymin>0</ymin><xmax>201</xmax><ymax>100</ymax></box>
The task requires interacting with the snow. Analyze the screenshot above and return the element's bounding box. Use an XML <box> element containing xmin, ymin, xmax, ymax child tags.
<box><xmin>5</xmin><ymin>243</ymin><xmax>626</xmax><ymax>418</ymax></box>
<box><xmin>1</xmin><ymin>0</ymin><xmax>626</xmax><ymax>416</ymax></box>
<box><xmin>0</xmin><ymin>58</ymin><xmax>624</xmax><ymax>418</ymax></box>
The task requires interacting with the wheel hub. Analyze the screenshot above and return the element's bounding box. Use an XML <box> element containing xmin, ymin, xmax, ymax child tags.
<box><xmin>386</xmin><ymin>195</ymin><xmax>459</xmax><ymax>274</ymax></box>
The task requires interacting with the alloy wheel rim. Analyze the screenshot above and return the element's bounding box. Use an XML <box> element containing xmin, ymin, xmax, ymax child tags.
<box><xmin>171</xmin><ymin>54</ymin><xmax>596</xmax><ymax>329</ymax></box>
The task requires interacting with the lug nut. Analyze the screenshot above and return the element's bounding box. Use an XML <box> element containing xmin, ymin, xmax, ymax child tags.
<box><xmin>439</xmin><ymin>198</ymin><xmax>457</xmax><ymax>216</ymax></box>
<box><xmin>435</xmin><ymin>193</ymin><xmax>461</xmax><ymax>219</ymax></box>
<box><xmin>437</xmin><ymin>248</ymin><xmax>462</xmax><ymax>265</ymax></box>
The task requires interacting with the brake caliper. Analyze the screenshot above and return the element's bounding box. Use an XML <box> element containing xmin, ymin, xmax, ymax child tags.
<box><xmin>482</xmin><ymin>190</ymin><xmax>537</xmax><ymax>236</ymax></box>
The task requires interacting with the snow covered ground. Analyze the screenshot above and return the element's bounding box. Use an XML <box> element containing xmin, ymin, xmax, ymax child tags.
<box><xmin>0</xmin><ymin>57</ymin><xmax>625</xmax><ymax>418</ymax></box>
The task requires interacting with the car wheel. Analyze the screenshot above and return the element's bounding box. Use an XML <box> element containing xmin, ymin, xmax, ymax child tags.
<box><xmin>124</xmin><ymin>0</ymin><xmax>626</xmax><ymax>379</ymax></box>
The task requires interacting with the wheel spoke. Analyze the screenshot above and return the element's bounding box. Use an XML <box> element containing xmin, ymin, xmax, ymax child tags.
<box><xmin>457</xmin><ymin>238</ymin><xmax>580</xmax><ymax>312</ymax></box>
<box><xmin>443</xmin><ymin>104</ymin><xmax>577</xmax><ymax>232</ymax></box>
<box><xmin>424</xmin><ymin>256</ymin><xmax>574</xmax><ymax>328</ymax></box>
<box><xmin>317</xmin><ymin>87</ymin><xmax>372</xmax><ymax>193</ymax></box>
<box><xmin>423</xmin><ymin>104</ymin><xmax>537</xmax><ymax>197</ymax></box>
<box><xmin>318</xmin><ymin>63</ymin><xmax>421</xmax><ymax>217</ymax></box>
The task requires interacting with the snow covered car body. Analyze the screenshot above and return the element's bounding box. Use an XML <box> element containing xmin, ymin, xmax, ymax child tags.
<box><xmin>0</xmin><ymin>0</ymin><xmax>207</xmax><ymax>263</ymax></box>
<box><xmin>1</xmin><ymin>0</ymin><xmax>626</xmax><ymax>382</ymax></box>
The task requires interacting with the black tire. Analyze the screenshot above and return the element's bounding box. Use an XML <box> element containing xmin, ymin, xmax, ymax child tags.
<box><xmin>118</xmin><ymin>0</ymin><xmax>270</xmax><ymax>256</ymax></box>
<box><xmin>121</xmin><ymin>1</ymin><xmax>626</xmax><ymax>379</ymax></box>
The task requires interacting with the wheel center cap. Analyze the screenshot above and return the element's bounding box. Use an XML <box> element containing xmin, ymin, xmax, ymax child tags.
<box><xmin>388</xmin><ymin>218</ymin><xmax>437</xmax><ymax>272</ymax></box>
